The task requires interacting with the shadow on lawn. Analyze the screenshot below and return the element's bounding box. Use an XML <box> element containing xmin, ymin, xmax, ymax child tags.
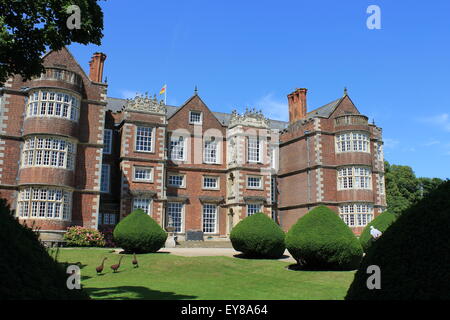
<box><xmin>85</xmin><ymin>286</ymin><xmax>197</xmax><ymax>300</ymax></box>
<box><xmin>233</xmin><ymin>253</ymin><xmax>291</xmax><ymax>260</ymax></box>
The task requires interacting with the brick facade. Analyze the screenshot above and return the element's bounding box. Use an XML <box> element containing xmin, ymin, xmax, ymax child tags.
<box><xmin>0</xmin><ymin>48</ymin><xmax>386</xmax><ymax>240</ymax></box>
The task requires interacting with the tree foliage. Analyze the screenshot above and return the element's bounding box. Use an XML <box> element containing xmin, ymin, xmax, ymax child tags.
<box><xmin>0</xmin><ymin>0</ymin><xmax>104</xmax><ymax>85</ymax></box>
<box><xmin>359</xmin><ymin>210</ymin><xmax>396</xmax><ymax>253</ymax></box>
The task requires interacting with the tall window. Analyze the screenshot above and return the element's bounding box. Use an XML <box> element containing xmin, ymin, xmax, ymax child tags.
<box><xmin>189</xmin><ymin>111</ymin><xmax>202</xmax><ymax>124</ymax></box>
<box><xmin>339</xmin><ymin>203</ymin><xmax>374</xmax><ymax>227</ymax></box>
<box><xmin>336</xmin><ymin>132</ymin><xmax>370</xmax><ymax>153</ymax></box>
<box><xmin>103</xmin><ymin>129</ymin><xmax>112</xmax><ymax>154</ymax></box>
<box><xmin>133</xmin><ymin>197</ymin><xmax>152</xmax><ymax>215</ymax></box>
<box><xmin>135</xmin><ymin>126</ymin><xmax>153</xmax><ymax>152</ymax></box>
<box><xmin>167</xmin><ymin>202</ymin><xmax>183</xmax><ymax>233</ymax></box>
<box><xmin>169</xmin><ymin>136</ymin><xmax>185</xmax><ymax>161</ymax></box>
<box><xmin>27</xmin><ymin>90</ymin><xmax>80</xmax><ymax>121</ymax></box>
<box><xmin>379</xmin><ymin>173</ymin><xmax>385</xmax><ymax>195</ymax></box>
<box><xmin>17</xmin><ymin>187</ymin><xmax>72</xmax><ymax>220</ymax></box>
<box><xmin>203</xmin><ymin>204</ymin><xmax>217</xmax><ymax>233</ymax></box>
<box><xmin>248</xmin><ymin>137</ymin><xmax>260</xmax><ymax>163</ymax></box>
<box><xmin>22</xmin><ymin>136</ymin><xmax>76</xmax><ymax>170</ymax></box>
<box><xmin>204</xmin><ymin>138</ymin><xmax>218</xmax><ymax>164</ymax></box>
<box><xmin>247</xmin><ymin>204</ymin><xmax>261</xmax><ymax>216</ymax></box>
<box><xmin>100</xmin><ymin>164</ymin><xmax>110</xmax><ymax>193</ymax></box>
<box><xmin>338</xmin><ymin>167</ymin><xmax>372</xmax><ymax>190</ymax></box>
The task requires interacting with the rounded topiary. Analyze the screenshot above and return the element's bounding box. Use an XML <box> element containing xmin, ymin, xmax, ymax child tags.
<box><xmin>285</xmin><ymin>206</ymin><xmax>363</xmax><ymax>270</ymax></box>
<box><xmin>230</xmin><ymin>212</ymin><xmax>285</xmax><ymax>259</ymax></box>
<box><xmin>359</xmin><ymin>210</ymin><xmax>396</xmax><ymax>253</ymax></box>
<box><xmin>113</xmin><ymin>209</ymin><xmax>167</xmax><ymax>253</ymax></box>
<box><xmin>346</xmin><ymin>180</ymin><xmax>450</xmax><ymax>300</ymax></box>
<box><xmin>0</xmin><ymin>199</ymin><xmax>88</xmax><ymax>299</ymax></box>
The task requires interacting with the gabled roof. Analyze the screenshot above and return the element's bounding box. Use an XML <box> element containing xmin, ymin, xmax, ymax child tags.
<box><xmin>306</xmin><ymin>94</ymin><xmax>359</xmax><ymax>119</ymax></box>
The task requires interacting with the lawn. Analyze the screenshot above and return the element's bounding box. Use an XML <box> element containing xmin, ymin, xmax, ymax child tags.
<box><xmin>53</xmin><ymin>248</ymin><xmax>354</xmax><ymax>300</ymax></box>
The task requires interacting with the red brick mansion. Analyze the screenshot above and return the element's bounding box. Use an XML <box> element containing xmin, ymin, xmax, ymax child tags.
<box><xmin>0</xmin><ymin>48</ymin><xmax>386</xmax><ymax>241</ymax></box>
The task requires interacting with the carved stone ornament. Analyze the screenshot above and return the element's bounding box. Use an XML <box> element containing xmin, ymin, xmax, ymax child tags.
<box><xmin>125</xmin><ymin>93</ymin><xmax>166</xmax><ymax>114</ymax></box>
<box><xmin>229</xmin><ymin>108</ymin><xmax>270</xmax><ymax>129</ymax></box>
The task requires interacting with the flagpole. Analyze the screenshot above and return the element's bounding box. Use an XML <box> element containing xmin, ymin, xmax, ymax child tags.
<box><xmin>165</xmin><ymin>85</ymin><xmax>167</xmax><ymax>105</ymax></box>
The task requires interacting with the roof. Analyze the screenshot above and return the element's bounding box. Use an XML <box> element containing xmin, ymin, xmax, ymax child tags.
<box><xmin>106</xmin><ymin>97</ymin><xmax>288</xmax><ymax>130</ymax></box>
<box><xmin>306</xmin><ymin>97</ymin><xmax>343</xmax><ymax>118</ymax></box>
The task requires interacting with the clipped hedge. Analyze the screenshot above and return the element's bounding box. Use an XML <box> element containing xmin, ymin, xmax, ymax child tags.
<box><xmin>359</xmin><ymin>210</ymin><xmax>396</xmax><ymax>253</ymax></box>
<box><xmin>0</xmin><ymin>199</ymin><xmax>88</xmax><ymax>299</ymax></box>
<box><xmin>346</xmin><ymin>180</ymin><xmax>450</xmax><ymax>300</ymax></box>
<box><xmin>113</xmin><ymin>209</ymin><xmax>167</xmax><ymax>253</ymax></box>
<box><xmin>230</xmin><ymin>212</ymin><xmax>285</xmax><ymax>258</ymax></box>
<box><xmin>285</xmin><ymin>206</ymin><xmax>363</xmax><ymax>270</ymax></box>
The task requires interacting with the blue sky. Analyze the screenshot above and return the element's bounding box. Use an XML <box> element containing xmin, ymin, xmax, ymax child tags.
<box><xmin>68</xmin><ymin>0</ymin><xmax>450</xmax><ymax>179</ymax></box>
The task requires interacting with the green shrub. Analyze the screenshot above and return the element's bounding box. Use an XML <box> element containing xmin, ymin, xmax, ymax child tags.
<box><xmin>113</xmin><ymin>209</ymin><xmax>167</xmax><ymax>253</ymax></box>
<box><xmin>64</xmin><ymin>226</ymin><xmax>106</xmax><ymax>247</ymax></box>
<box><xmin>285</xmin><ymin>206</ymin><xmax>363</xmax><ymax>270</ymax></box>
<box><xmin>346</xmin><ymin>180</ymin><xmax>450</xmax><ymax>300</ymax></box>
<box><xmin>230</xmin><ymin>212</ymin><xmax>285</xmax><ymax>259</ymax></box>
<box><xmin>0</xmin><ymin>199</ymin><xmax>88</xmax><ymax>299</ymax></box>
<box><xmin>359</xmin><ymin>210</ymin><xmax>396</xmax><ymax>253</ymax></box>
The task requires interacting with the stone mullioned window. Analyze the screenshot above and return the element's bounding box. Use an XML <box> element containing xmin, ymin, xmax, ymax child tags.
<box><xmin>337</xmin><ymin>166</ymin><xmax>372</xmax><ymax>190</ymax></box>
<box><xmin>335</xmin><ymin>132</ymin><xmax>370</xmax><ymax>153</ymax></box>
<box><xmin>339</xmin><ymin>203</ymin><xmax>374</xmax><ymax>227</ymax></box>
<box><xmin>26</xmin><ymin>90</ymin><xmax>80</xmax><ymax>121</ymax></box>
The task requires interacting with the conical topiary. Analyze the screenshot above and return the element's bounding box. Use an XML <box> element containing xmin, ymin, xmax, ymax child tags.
<box><xmin>230</xmin><ymin>212</ymin><xmax>285</xmax><ymax>258</ymax></box>
<box><xmin>113</xmin><ymin>209</ymin><xmax>167</xmax><ymax>253</ymax></box>
<box><xmin>359</xmin><ymin>210</ymin><xmax>396</xmax><ymax>253</ymax></box>
<box><xmin>0</xmin><ymin>199</ymin><xmax>88</xmax><ymax>299</ymax></box>
<box><xmin>285</xmin><ymin>206</ymin><xmax>363</xmax><ymax>270</ymax></box>
<box><xmin>346</xmin><ymin>180</ymin><xmax>450</xmax><ymax>300</ymax></box>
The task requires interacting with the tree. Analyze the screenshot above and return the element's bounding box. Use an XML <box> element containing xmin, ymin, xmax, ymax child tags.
<box><xmin>0</xmin><ymin>0</ymin><xmax>104</xmax><ymax>86</ymax></box>
<box><xmin>417</xmin><ymin>177</ymin><xmax>444</xmax><ymax>198</ymax></box>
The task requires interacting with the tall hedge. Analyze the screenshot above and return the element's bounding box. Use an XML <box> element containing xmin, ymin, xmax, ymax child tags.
<box><xmin>0</xmin><ymin>199</ymin><xmax>88</xmax><ymax>300</ymax></box>
<box><xmin>285</xmin><ymin>206</ymin><xmax>363</xmax><ymax>270</ymax></box>
<box><xmin>359</xmin><ymin>210</ymin><xmax>396</xmax><ymax>253</ymax></box>
<box><xmin>346</xmin><ymin>180</ymin><xmax>450</xmax><ymax>300</ymax></box>
<box><xmin>230</xmin><ymin>212</ymin><xmax>285</xmax><ymax>258</ymax></box>
<box><xmin>113</xmin><ymin>209</ymin><xmax>167</xmax><ymax>253</ymax></box>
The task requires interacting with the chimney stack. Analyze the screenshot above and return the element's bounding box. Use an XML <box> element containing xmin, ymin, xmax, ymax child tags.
<box><xmin>89</xmin><ymin>52</ymin><xmax>107</xmax><ymax>82</ymax></box>
<box><xmin>287</xmin><ymin>88</ymin><xmax>308</xmax><ymax>123</ymax></box>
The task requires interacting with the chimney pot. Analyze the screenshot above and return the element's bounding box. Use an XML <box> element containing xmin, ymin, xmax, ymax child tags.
<box><xmin>89</xmin><ymin>52</ymin><xmax>107</xmax><ymax>82</ymax></box>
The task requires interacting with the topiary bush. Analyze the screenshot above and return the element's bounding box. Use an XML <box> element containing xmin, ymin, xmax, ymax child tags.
<box><xmin>346</xmin><ymin>180</ymin><xmax>450</xmax><ymax>300</ymax></box>
<box><xmin>113</xmin><ymin>209</ymin><xmax>167</xmax><ymax>253</ymax></box>
<box><xmin>359</xmin><ymin>210</ymin><xmax>396</xmax><ymax>253</ymax></box>
<box><xmin>64</xmin><ymin>226</ymin><xmax>106</xmax><ymax>247</ymax></box>
<box><xmin>0</xmin><ymin>199</ymin><xmax>88</xmax><ymax>299</ymax></box>
<box><xmin>230</xmin><ymin>212</ymin><xmax>285</xmax><ymax>259</ymax></box>
<box><xmin>285</xmin><ymin>206</ymin><xmax>363</xmax><ymax>270</ymax></box>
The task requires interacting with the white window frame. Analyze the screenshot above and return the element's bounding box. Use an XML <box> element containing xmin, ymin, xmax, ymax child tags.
<box><xmin>167</xmin><ymin>173</ymin><xmax>185</xmax><ymax>188</ymax></box>
<box><xmin>204</xmin><ymin>138</ymin><xmax>218</xmax><ymax>164</ymax></box>
<box><xmin>26</xmin><ymin>90</ymin><xmax>80</xmax><ymax>122</ymax></box>
<box><xmin>247</xmin><ymin>175</ymin><xmax>263</xmax><ymax>189</ymax></box>
<box><xmin>336</xmin><ymin>132</ymin><xmax>370</xmax><ymax>153</ymax></box>
<box><xmin>247</xmin><ymin>137</ymin><xmax>261</xmax><ymax>163</ymax></box>
<box><xmin>202</xmin><ymin>203</ymin><xmax>218</xmax><ymax>234</ymax></box>
<box><xmin>135</xmin><ymin>126</ymin><xmax>154</xmax><ymax>153</ymax></box>
<box><xmin>132</xmin><ymin>166</ymin><xmax>153</xmax><ymax>183</ymax></box>
<box><xmin>339</xmin><ymin>203</ymin><xmax>374</xmax><ymax>227</ymax></box>
<box><xmin>167</xmin><ymin>202</ymin><xmax>184</xmax><ymax>233</ymax></box>
<box><xmin>103</xmin><ymin>129</ymin><xmax>113</xmax><ymax>154</ymax></box>
<box><xmin>247</xmin><ymin>203</ymin><xmax>261</xmax><ymax>216</ymax></box>
<box><xmin>169</xmin><ymin>135</ymin><xmax>186</xmax><ymax>161</ymax></box>
<box><xmin>337</xmin><ymin>166</ymin><xmax>372</xmax><ymax>190</ymax></box>
<box><xmin>133</xmin><ymin>197</ymin><xmax>152</xmax><ymax>215</ymax></box>
<box><xmin>16</xmin><ymin>187</ymin><xmax>72</xmax><ymax>221</ymax></box>
<box><xmin>99</xmin><ymin>213</ymin><xmax>117</xmax><ymax>225</ymax></box>
<box><xmin>189</xmin><ymin>111</ymin><xmax>203</xmax><ymax>124</ymax></box>
<box><xmin>100</xmin><ymin>164</ymin><xmax>110</xmax><ymax>193</ymax></box>
<box><xmin>203</xmin><ymin>176</ymin><xmax>219</xmax><ymax>190</ymax></box>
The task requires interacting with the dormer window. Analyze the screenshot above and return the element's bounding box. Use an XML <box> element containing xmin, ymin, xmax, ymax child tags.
<box><xmin>189</xmin><ymin>111</ymin><xmax>202</xmax><ymax>124</ymax></box>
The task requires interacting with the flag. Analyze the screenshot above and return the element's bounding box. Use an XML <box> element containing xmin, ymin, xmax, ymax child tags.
<box><xmin>159</xmin><ymin>84</ymin><xmax>167</xmax><ymax>95</ymax></box>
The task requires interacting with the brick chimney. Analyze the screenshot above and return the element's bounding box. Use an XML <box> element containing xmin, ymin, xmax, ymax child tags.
<box><xmin>287</xmin><ymin>88</ymin><xmax>308</xmax><ymax>123</ymax></box>
<box><xmin>89</xmin><ymin>52</ymin><xmax>107</xmax><ymax>82</ymax></box>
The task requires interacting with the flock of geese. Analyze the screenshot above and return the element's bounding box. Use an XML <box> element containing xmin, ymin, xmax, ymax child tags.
<box><xmin>95</xmin><ymin>253</ymin><xmax>139</xmax><ymax>274</ymax></box>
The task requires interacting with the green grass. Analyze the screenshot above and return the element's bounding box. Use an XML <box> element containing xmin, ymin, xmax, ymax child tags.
<box><xmin>53</xmin><ymin>248</ymin><xmax>354</xmax><ymax>300</ymax></box>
